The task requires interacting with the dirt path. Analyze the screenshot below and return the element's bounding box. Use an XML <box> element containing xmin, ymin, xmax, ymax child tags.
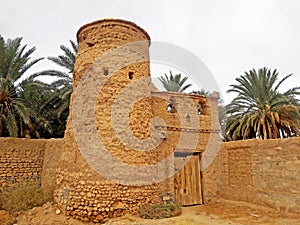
<box><xmin>2</xmin><ymin>199</ymin><xmax>300</xmax><ymax>225</ymax></box>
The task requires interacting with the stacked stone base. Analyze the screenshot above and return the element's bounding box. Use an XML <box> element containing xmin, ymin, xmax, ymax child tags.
<box><xmin>54</xmin><ymin>168</ymin><xmax>171</xmax><ymax>223</ymax></box>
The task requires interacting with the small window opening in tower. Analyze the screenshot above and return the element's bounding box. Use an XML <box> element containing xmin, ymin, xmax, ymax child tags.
<box><xmin>87</xmin><ymin>42</ymin><xmax>94</xmax><ymax>47</ymax></box>
<box><xmin>167</xmin><ymin>102</ymin><xmax>174</xmax><ymax>113</ymax></box>
<box><xmin>197</xmin><ymin>102</ymin><xmax>202</xmax><ymax>115</ymax></box>
<box><xmin>103</xmin><ymin>67</ymin><xmax>109</xmax><ymax>76</ymax></box>
<box><xmin>128</xmin><ymin>72</ymin><xmax>134</xmax><ymax>80</ymax></box>
<box><xmin>186</xmin><ymin>113</ymin><xmax>190</xmax><ymax>122</ymax></box>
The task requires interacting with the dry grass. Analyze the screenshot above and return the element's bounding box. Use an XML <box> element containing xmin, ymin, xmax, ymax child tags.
<box><xmin>138</xmin><ymin>203</ymin><xmax>182</xmax><ymax>219</ymax></box>
<box><xmin>0</xmin><ymin>181</ymin><xmax>50</xmax><ymax>212</ymax></box>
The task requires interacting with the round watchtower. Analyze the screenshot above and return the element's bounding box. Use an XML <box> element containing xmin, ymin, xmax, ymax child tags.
<box><xmin>56</xmin><ymin>19</ymin><xmax>170</xmax><ymax>223</ymax></box>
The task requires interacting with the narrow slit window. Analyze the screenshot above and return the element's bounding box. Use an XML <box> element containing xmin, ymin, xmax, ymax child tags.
<box><xmin>197</xmin><ymin>102</ymin><xmax>202</xmax><ymax>115</ymax></box>
<box><xmin>103</xmin><ymin>67</ymin><xmax>109</xmax><ymax>76</ymax></box>
<box><xmin>186</xmin><ymin>113</ymin><xmax>190</xmax><ymax>122</ymax></box>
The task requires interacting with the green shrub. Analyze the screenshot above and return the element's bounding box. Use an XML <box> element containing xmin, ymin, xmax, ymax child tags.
<box><xmin>0</xmin><ymin>181</ymin><xmax>49</xmax><ymax>212</ymax></box>
<box><xmin>138</xmin><ymin>203</ymin><xmax>182</xmax><ymax>219</ymax></box>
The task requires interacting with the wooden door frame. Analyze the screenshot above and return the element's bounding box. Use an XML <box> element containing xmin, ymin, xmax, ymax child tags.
<box><xmin>174</xmin><ymin>152</ymin><xmax>203</xmax><ymax>206</ymax></box>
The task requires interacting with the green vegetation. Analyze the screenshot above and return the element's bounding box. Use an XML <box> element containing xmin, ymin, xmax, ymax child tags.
<box><xmin>38</xmin><ymin>40</ymin><xmax>77</xmax><ymax>137</ymax></box>
<box><xmin>138</xmin><ymin>203</ymin><xmax>182</xmax><ymax>219</ymax></box>
<box><xmin>0</xmin><ymin>35</ymin><xmax>77</xmax><ymax>138</ymax></box>
<box><xmin>225</xmin><ymin>67</ymin><xmax>300</xmax><ymax>141</ymax></box>
<box><xmin>1</xmin><ymin>33</ymin><xmax>299</xmax><ymax>141</ymax></box>
<box><xmin>0</xmin><ymin>35</ymin><xmax>52</xmax><ymax>137</ymax></box>
<box><xmin>46</xmin><ymin>40</ymin><xmax>76</xmax><ymax>121</ymax></box>
<box><xmin>191</xmin><ymin>88</ymin><xmax>210</xmax><ymax>96</ymax></box>
<box><xmin>158</xmin><ymin>71</ymin><xmax>192</xmax><ymax>92</ymax></box>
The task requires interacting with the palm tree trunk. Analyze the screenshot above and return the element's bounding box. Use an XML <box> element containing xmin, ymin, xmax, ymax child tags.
<box><xmin>0</xmin><ymin>117</ymin><xmax>2</xmax><ymax>136</ymax></box>
<box><xmin>262</xmin><ymin>123</ymin><xmax>267</xmax><ymax>140</ymax></box>
<box><xmin>19</xmin><ymin>119</ymin><xmax>23</xmax><ymax>137</ymax></box>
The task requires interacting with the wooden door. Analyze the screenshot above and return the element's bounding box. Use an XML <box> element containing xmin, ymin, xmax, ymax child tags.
<box><xmin>174</xmin><ymin>153</ymin><xmax>202</xmax><ymax>206</ymax></box>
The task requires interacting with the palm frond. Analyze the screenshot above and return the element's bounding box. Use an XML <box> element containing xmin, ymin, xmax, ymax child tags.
<box><xmin>225</xmin><ymin>67</ymin><xmax>300</xmax><ymax>141</ymax></box>
<box><xmin>158</xmin><ymin>71</ymin><xmax>192</xmax><ymax>92</ymax></box>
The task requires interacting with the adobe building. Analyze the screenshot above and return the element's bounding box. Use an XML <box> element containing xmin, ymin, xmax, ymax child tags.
<box><xmin>1</xmin><ymin>18</ymin><xmax>298</xmax><ymax>224</ymax></box>
<box><xmin>54</xmin><ymin>19</ymin><xmax>220</xmax><ymax>223</ymax></box>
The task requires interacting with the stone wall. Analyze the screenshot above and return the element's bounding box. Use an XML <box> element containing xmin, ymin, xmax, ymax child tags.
<box><xmin>1</xmin><ymin>136</ymin><xmax>300</xmax><ymax>216</ymax></box>
<box><xmin>203</xmin><ymin>137</ymin><xmax>300</xmax><ymax>214</ymax></box>
<box><xmin>0</xmin><ymin>138</ymin><xmax>44</xmax><ymax>190</ymax></box>
<box><xmin>41</xmin><ymin>139</ymin><xmax>63</xmax><ymax>196</ymax></box>
<box><xmin>2</xmin><ymin>17</ymin><xmax>298</xmax><ymax>224</ymax></box>
<box><xmin>55</xmin><ymin>18</ymin><xmax>219</xmax><ymax>223</ymax></box>
<box><xmin>0</xmin><ymin>138</ymin><xmax>62</xmax><ymax>196</ymax></box>
<box><xmin>55</xmin><ymin>19</ymin><xmax>169</xmax><ymax>223</ymax></box>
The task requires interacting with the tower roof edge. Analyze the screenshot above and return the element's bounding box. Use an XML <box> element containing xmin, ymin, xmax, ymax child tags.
<box><xmin>76</xmin><ymin>18</ymin><xmax>151</xmax><ymax>43</ymax></box>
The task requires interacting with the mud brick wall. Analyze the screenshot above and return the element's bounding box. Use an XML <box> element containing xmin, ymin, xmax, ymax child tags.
<box><xmin>55</xmin><ymin>19</ymin><xmax>173</xmax><ymax>223</ymax></box>
<box><xmin>203</xmin><ymin>137</ymin><xmax>300</xmax><ymax>214</ymax></box>
<box><xmin>0</xmin><ymin>138</ymin><xmax>62</xmax><ymax>196</ymax></box>
<box><xmin>54</xmin><ymin>18</ymin><xmax>223</xmax><ymax>223</ymax></box>
<box><xmin>150</xmin><ymin>92</ymin><xmax>219</xmax><ymax>153</ymax></box>
<box><xmin>41</xmin><ymin>139</ymin><xmax>63</xmax><ymax>196</ymax></box>
<box><xmin>0</xmin><ymin>138</ymin><xmax>45</xmax><ymax>190</ymax></box>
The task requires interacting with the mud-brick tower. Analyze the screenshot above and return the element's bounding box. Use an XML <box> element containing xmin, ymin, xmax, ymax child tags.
<box><xmin>55</xmin><ymin>19</ymin><xmax>173</xmax><ymax>223</ymax></box>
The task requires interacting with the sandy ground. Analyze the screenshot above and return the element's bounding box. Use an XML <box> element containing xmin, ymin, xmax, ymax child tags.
<box><xmin>1</xmin><ymin>199</ymin><xmax>300</xmax><ymax>225</ymax></box>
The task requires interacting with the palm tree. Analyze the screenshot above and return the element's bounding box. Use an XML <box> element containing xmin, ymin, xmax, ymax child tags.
<box><xmin>0</xmin><ymin>35</ymin><xmax>51</xmax><ymax>137</ymax></box>
<box><xmin>40</xmin><ymin>40</ymin><xmax>77</xmax><ymax>137</ymax></box>
<box><xmin>48</xmin><ymin>40</ymin><xmax>77</xmax><ymax>73</ymax></box>
<box><xmin>158</xmin><ymin>71</ymin><xmax>192</xmax><ymax>92</ymax></box>
<box><xmin>225</xmin><ymin>67</ymin><xmax>300</xmax><ymax>141</ymax></box>
<box><xmin>44</xmin><ymin>40</ymin><xmax>78</xmax><ymax>123</ymax></box>
<box><xmin>17</xmin><ymin>79</ymin><xmax>66</xmax><ymax>138</ymax></box>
